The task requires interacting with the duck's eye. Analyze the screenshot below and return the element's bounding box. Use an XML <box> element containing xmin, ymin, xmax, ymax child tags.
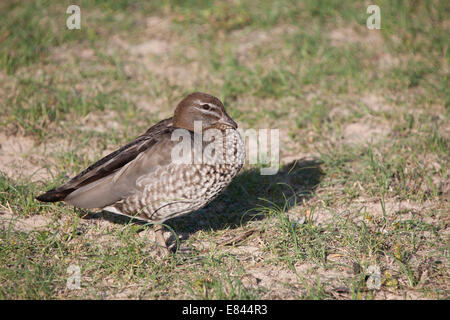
<box><xmin>201</xmin><ymin>104</ymin><xmax>211</xmax><ymax>110</ymax></box>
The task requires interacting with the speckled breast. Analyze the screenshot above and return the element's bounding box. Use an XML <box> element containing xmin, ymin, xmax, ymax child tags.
<box><xmin>114</xmin><ymin>128</ymin><xmax>245</xmax><ymax>222</ymax></box>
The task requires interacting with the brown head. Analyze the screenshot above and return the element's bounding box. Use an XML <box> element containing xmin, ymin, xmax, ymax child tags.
<box><xmin>173</xmin><ymin>92</ymin><xmax>237</xmax><ymax>132</ymax></box>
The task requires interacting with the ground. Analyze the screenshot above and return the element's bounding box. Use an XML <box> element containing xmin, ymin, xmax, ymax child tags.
<box><xmin>0</xmin><ymin>0</ymin><xmax>448</xmax><ymax>299</ymax></box>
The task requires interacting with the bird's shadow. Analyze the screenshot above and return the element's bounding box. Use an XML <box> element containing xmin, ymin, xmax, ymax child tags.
<box><xmin>82</xmin><ymin>158</ymin><xmax>324</xmax><ymax>244</ymax></box>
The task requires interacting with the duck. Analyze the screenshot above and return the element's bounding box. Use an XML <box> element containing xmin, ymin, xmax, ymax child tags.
<box><xmin>36</xmin><ymin>92</ymin><xmax>245</xmax><ymax>253</ymax></box>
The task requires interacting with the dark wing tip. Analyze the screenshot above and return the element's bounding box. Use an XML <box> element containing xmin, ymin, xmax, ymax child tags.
<box><xmin>35</xmin><ymin>188</ymin><xmax>74</xmax><ymax>202</ymax></box>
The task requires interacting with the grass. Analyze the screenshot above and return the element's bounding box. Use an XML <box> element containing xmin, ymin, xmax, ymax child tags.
<box><xmin>0</xmin><ymin>0</ymin><xmax>449</xmax><ymax>299</ymax></box>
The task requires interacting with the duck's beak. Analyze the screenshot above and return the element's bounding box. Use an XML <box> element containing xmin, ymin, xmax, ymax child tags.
<box><xmin>218</xmin><ymin>111</ymin><xmax>238</xmax><ymax>129</ymax></box>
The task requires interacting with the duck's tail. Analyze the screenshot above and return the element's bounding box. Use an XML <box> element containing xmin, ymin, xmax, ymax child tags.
<box><xmin>35</xmin><ymin>187</ymin><xmax>75</xmax><ymax>202</ymax></box>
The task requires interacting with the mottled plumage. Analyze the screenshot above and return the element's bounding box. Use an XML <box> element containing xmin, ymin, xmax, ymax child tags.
<box><xmin>36</xmin><ymin>92</ymin><xmax>245</xmax><ymax>252</ymax></box>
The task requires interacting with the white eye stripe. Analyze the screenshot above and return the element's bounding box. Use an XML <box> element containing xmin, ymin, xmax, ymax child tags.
<box><xmin>194</xmin><ymin>100</ymin><xmax>219</xmax><ymax>109</ymax></box>
<box><xmin>194</xmin><ymin>100</ymin><xmax>221</xmax><ymax>116</ymax></box>
<box><xmin>199</xmin><ymin>108</ymin><xmax>221</xmax><ymax>118</ymax></box>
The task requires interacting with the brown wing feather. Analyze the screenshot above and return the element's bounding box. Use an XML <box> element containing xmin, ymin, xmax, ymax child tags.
<box><xmin>36</xmin><ymin>118</ymin><xmax>173</xmax><ymax>202</ymax></box>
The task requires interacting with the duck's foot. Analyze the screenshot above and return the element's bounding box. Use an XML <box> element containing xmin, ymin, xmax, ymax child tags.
<box><xmin>154</xmin><ymin>224</ymin><xmax>170</xmax><ymax>257</ymax></box>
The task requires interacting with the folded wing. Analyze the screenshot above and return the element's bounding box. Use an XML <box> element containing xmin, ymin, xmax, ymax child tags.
<box><xmin>36</xmin><ymin>118</ymin><xmax>174</xmax><ymax>208</ymax></box>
